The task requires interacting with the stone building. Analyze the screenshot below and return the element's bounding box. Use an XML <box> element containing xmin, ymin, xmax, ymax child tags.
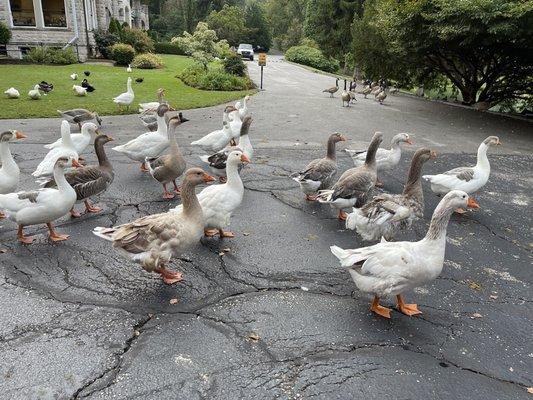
<box><xmin>0</xmin><ymin>0</ymin><xmax>149</xmax><ymax>61</ymax></box>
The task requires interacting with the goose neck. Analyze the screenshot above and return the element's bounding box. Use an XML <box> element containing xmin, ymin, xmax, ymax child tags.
<box><xmin>180</xmin><ymin>181</ymin><xmax>203</xmax><ymax>218</ymax></box>
<box><xmin>0</xmin><ymin>141</ymin><xmax>16</xmax><ymax>170</ymax></box>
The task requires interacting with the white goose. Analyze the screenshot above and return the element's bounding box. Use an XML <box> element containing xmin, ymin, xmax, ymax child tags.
<box><xmin>70</xmin><ymin>73</ymin><xmax>78</xmax><ymax>80</ymax></box>
<box><xmin>0</xmin><ymin>156</ymin><xmax>80</xmax><ymax>243</ymax></box>
<box><xmin>33</xmin><ymin>121</ymin><xmax>79</xmax><ymax>178</ymax></box>
<box><xmin>28</xmin><ymin>85</ymin><xmax>41</xmax><ymax>100</ymax></box>
<box><xmin>72</xmin><ymin>85</ymin><xmax>87</xmax><ymax>96</ymax></box>
<box><xmin>191</xmin><ymin>121</ymin><xmax>233</xmax><ymax>153</ymax></box>
<box><xmin>345</xmin><ymin>132</ymin><xmax>412</xmax><ymax>186</ymax></box>
<box><xmin>331</xmin><ymin>190</ymin><xmax>479</xmax><ymax>319</ymax></box>
<box><xmin>235</xmin><ymin>95</ymin><xmax>250</xmax><ymax>119</ymax></box>
<box><xmin>172</xmin><ymin>150</ymin><xmax>249</xmax><ymax>238</ymax></box>
<box><xmin>423</xmin><ymin>136</ymin><xmax>501</xmax><ymax>211</ymax></box>
<box><xmin>4</xmin><ymin>87</ymin><xmax>20</xmax><ymax>99</ymax></box>
<box><xmin>126</xmin><ymin>64</ymin><xmax>132</xmax><ymax>73</ymax></box>
<box><xmin>113</xmin><ymin>77</ymin><xmax>134</xmax><ymax>109</ymax></box>
<box><xmin>138</xmin><ymin>88</ymin><xmax>165</xmax><ymax>113</ymax></box>
<box><xmin>45</xmin><ymin>122</ymin><xmax>99</xmax><ymax>154</ymax></box>
<box><xmin>0</xmin><ymin>130</ymin><xmax>27</xmax><ymax>219</ymax></box>
<box><xmin>226</xmin><ymin>106</ymin><xmax>242</xmax><ymax>143</ymax></box>
<box><xmin>112</xmin><ymin>103</ymin><xmax>171</xmax><ymax>171</ymax></box>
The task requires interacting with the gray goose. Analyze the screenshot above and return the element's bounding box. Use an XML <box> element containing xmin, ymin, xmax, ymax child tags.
<box><xmin>346</xmin><ymin>148</ymin><xmax>437</xmax><ymax>241</ymax></box>
<box><xmin>43</xmin><ymin>134</ymin><xmax>114</xmax><ymax>217</ymax></box>
<box><xmin>323</xmin><ymin>78</ymin><xmax>339</xmax><ymax>97</ymax></box>
<box><xmin>146</xmin><ymin>113</ymin><xmax>189</xmax><ymax>199</ymax></box>
<box><xmin>341</xmin><ymin>80</ymin><xmax>351</xmax><ymax>107</ymax></box>
<box><xmin>58</xmin><ymin>109</ymin><xmax>102</xmax><ymax>130</ymax></box>
<box><xmin>291</xmin><ymin>133</ymin><xmax>346</xmax><ymax>201</ymax></box>
<box><xmin>317</xmin><ymin>132</ymin><xmax>383</xmax><ymax>220</ymax></box>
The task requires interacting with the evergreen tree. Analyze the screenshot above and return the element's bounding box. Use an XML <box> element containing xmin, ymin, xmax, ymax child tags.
<box><xmin>245</xmin><ymin>1</ymin><xmax>271</xmax><ymax>51</ymax></box>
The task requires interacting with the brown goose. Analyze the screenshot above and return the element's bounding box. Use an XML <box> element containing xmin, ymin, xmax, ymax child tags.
<box><xmin>317</xmin><ymin>132</ymin><xmax>383</xmax><ymax>220</ymax></box>
<box><xmin>146</xmin><ymin>113</ymin><xmax>189</xmax><ymax>199</ymax></box>
<box><xmin>58</xmin><ymin>109</ymin><xmax>102</xmax><ymax>130</ymax></box>
<box><xmin>44</xmin><ymin>134</ymin><xmax>114</xmax><ymax>217</ymax></box>
<box><xmin>323</xmin><ymin>78</ymin><xmax>339</xmax><ymax>97</ymax></box>
<box><xmin>346</xmin><ymin>148</ymin><xmax>437</xmax><ymax>241</ymax></box>
<box><xmin>93</xmin><ymin>168</ymin><xmax>215</xmax><ymax>285</ymax></box>
<box><xmin>341</xmin><ymin>80</ymin><xmax>351</xmax><ymax>107</ymax></box>
<box><xmin>291</xmin><ymin>133</ymin><xmax>346</xmax><ymax>201</ymax></box>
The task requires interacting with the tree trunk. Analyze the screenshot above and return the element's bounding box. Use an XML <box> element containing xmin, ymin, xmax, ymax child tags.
<box><xmin>459</xmin><ymin>85</ymin><xmax>478</xmax><ymax>105</ymax></box>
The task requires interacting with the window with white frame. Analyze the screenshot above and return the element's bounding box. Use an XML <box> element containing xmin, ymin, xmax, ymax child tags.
<box><xmin>9</xmin><ymin>0</ymin><xmax>36</xmax><ymax>26</ymax></box>
<box><xmin>42</xmin><ymin>0</ymin><xmax>67</xmax><ymax>27</ymax></box>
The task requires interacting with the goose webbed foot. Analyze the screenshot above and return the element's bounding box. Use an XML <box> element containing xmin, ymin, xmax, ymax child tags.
<box><xmin>172</xmin><ymin>181</ymin><xmax>181</xmax><ymax>195</ymax></box>
<box><xmin>396</xmin><ymin>295</ymin><xmax>422</xmax><ymax>316</ymax></box>
<box><xmin>204</xmin><ymin>229</ymin><xmax>218</xmax><ymax>237</ymax></box>
<box><xmin>338</xmin><ymin>210</ymin><xmax>347</xmax><ymax>221</ymax></box>
<box><xmin>47</xmin><ymin>223</ymin><xmax>69</xmax><ymax>242</ymax></box>
<box><xmin>84</xmin><ymin>200</ymin><xmax>102</xmax><ymax>213</ymax></box>
<box><xmin>70</xmin><ymin>208</ymin><xmax>82</xmax><ymax>218</ymax></box>
<box><xmin>17</xmin><ymin>226</ymin><xmax>35</xmax><ymax>244</ymax></box>
<box><xmin>162</xmin><ymin>184</ymin><xmax>175</xmax><ymax>199</ymax></box>
<box><xmin>156</xmin><ymin>266</ymin><xmax>183</xmax><ymax>285</ymax></box>
<box><xmin>370</xmin><ymin>296</ymin><xmax>391</xmax><ymax>319</ymax></box>
<box><xmin>219</xmin><ymin>229</ymin><xmax>235</xmax><ymax>238</ymax></box>
<box><xmin>140</xmin><ymin>162</ymin><xmax>149</xmax><ymax>172</ymax></box>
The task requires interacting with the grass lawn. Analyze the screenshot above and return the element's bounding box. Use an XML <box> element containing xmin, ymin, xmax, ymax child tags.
<box><xmin>0</xmin><ymin>55</ymin><xmax>255</xmax><ymax>119</ymax></box>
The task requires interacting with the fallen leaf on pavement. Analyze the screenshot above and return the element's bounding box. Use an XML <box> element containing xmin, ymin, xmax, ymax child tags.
<box><xmin>526</xmin><ymin>387</ymin><xmax>533</xmax><ymax>394</ymax></box>
<box><xmin>470</xmin><ymin>313</ymin><xmax>482</xmax><ymax>319</ymax></box>
<box><xmin>248</xmin><ymin>332</ymin><xmax>260</xmax><ymax>342</ymax></box>
<box><xmin>222</xmin><ymin>248</ymin><xmax>231</xmax><ymax>253</ymax></box>
<box><xmin>466</xmin><ymin>280</ymin><xmax>482</xmax><ymax>291</ymax></box>
<box><xmin>169</xmin><ymin>298</ymin><xmax>179</xmax><ymax>305</ymax></box>
<box><xmin>243</xmin><ymin>232</ymin><xmax>250</xmax><ymax>236</ymax></box>
<box><xmin>490</xmin><ymin>295</ymin><xmax>498</xmax><ymax>299</ymax></box>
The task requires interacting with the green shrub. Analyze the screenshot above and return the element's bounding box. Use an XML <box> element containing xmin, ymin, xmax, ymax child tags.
<box><xmin>94</xmin><ymin>30</ymin><xmax>119</xmax><ymax>58</ymax></box>
<box><xmin>285</xmin><ymin>45</ymin><xmax>339</xmax><ymax>73</ymax></box>
<box><xmin>120</xmin><ymin>28</ymin><xmax>154</xmax><ymax>53</ymax></box>
<box><xmin>180</xmin><ymin>64</ymin><xmax>254</xmax><ymax>91</ymax></box>
<box><xmin>131</xmin><ymin>53</ymin><xmax>164</xmax><ymax>69</ymax></box>
<box><xmin>108</xmin><ymin>18</ymin><xmax>122</xmax><ymax>35</ymax></box>
<box><xmin>109</xmin><ymin>43</ymin><xmax>135</xmax><ymax>65</ymax></box>
<box><xmin>154</xmin><ymin>41</ymin><xmax>185</xmax><ymax>55</ymax></box>
<box><xmin>0</xmin><ymin>21</ymin><xmax>11</xmax><ymax>45</ymax></box>
<box><xmin>24</xmin><ymin>46</ymin><xmax>77</xmax><ymax>64</ymax></box>
<box><xmin>222</xmin><ymin>53</ymin><xmax>246</xmax><ymax>76</ymax></box>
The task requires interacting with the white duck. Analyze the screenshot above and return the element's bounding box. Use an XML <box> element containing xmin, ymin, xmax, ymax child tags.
<box><xmin>70</xmin><ymin>73</ymin><xmax>78</xmax><ymax>80</ymax></box>
<box><xmin>345</xmin><ymin>132</ymin><xmax>412</xmax><ymax>186</ymax></box>
<box><xmin>126</xmin><ymin>64</ymin><xmax>132</xmax><ymax>73</ymax></box>
<box><xmin>0</xmin><ymin>130</ymin><xmax>27</xmax><ymax>218</ymax></box>
<box><xmin>0</xmin><ymin>156</ymin><xmax>80</xmax><ymax>243</ymax></box>
<box><xmin>171</xmin><ymin>150</ymin><xmax>249</xmax><ymax>238</ymax></box>
<box><xmin>226</xmin><ymin>106</ymin><xmax>243</xmax><ymax>144</ymax></box>
<box><xmin>33</xmin><ymin>121</ymin><xmax>79</xmax><ymax>178</ymax></box>
<box><xmin>423</xmin><ymin>136</ymin><xmax>501</xmax><ymax>212</ymax></box>
<box><xmin>235</xmin><ymin>95</ymin><xmax>250</xmax><ymax>119</ymax></box>
<box><xmin>72</xmin><ymin>85</ymin><xmax>87</xmax><ymax>96</ymax></box>
<box><xmin>112</xmin><ymin>103</ymin><xmax>171</xmax><ymax>171</ymax></box>
<box><xmin>45</xmin><ymin>122</ymin><xmax>99</xmax><ymax>155</ymax></box>
<box><xmin>191</xmin><ymin>121</ymin><xmax>233</xmax><ymax>153</ymax></box>
<box><xmin>93</xmin><ymin>168</ymin><xmax>215</xmax><ymax>284</ymax></box>
<box><xmin>113</xmin><ymin>77</ymin><xmax>135</xmax><ymax>109</ymax></box>
<box><xmin>199</xmin><ymin>116</ymin><xmax>254</xmax><ymax>182</ymax></box>
<box><xmin>4</xmin><ymin>87</ymin><xmax>20</xmax><ymax>99</ymax></box>
<box><xmin>138</xmin><ymin>88</ymin><xmax>165</xmax><ymax>113</ymax></box>
<box><xmin>28</xmin><ymin>85</ymin><xmax>41</xmax><ymax>100</ymax></box>
<box><xmin>330</xmin><ymin>190</ymin><xmax>479</xmax><ymax>319</ymax></box>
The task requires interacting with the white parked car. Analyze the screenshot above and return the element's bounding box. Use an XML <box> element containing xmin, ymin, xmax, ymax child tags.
<box><xmin>237</xmin><ymin>44</ymin><xmax>254</xmax><ymax>61</ymax></box>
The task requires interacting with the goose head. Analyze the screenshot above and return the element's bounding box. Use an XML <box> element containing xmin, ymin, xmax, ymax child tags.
<box><xmin>441</xmin><ymin>190</ymin><xmax>479</xmax><ymax>211</ymax></box>
<box><xmin>227</xmin><ymin>150</ymin><xmax>250</xmax><ymax>166</ymax></box>
<box><xmin>329</xmin><ymin>132</ymin><xmax>346</xmax><ymax>143</ymax></box>
<box><xmin>0</xmin><ymin>130</ymin><xmax>26</xmax><ymax>142</ymax></box>
<box><xmin>82</xmin><ymin>122</ymin><xmax>99</xmax><ymax>136</ymax></box>
<box><xmin>183</xmin><ymin>167</ymin><xmax>215</xmax><ymax>186</ymax></box>
<box><xmin>156</xmin><ymin>103</ymin><xmax>170</xmax><ymax>117</ymax></box>
<box><xmin>483</xmin><ymin>136</ymin><xmax>501</xmax><ymax>147</ymax></box>
<box><xmin>55</xmin><ymin>156</ymin><xmax>82</xmax><ymax>169</ymax></box>
<box><xmin>93</xmin><ymin>112</ymin><xmax>102</xmax><ymax>126</ymax></box>
<box><xmin>392</xmin><ymin>132</ymin><xmax>413</xmax><ymax>146</ymax></box>
<box><xmin>95</xmin><ymin>134</ymin><xmax>114</xmax><ymax>146</ymax></box>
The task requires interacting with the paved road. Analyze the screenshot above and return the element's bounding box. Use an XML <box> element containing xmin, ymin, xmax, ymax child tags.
<box><xmin>1</xmin><ymin>56</ymin><xmax>532</xmax><ymax>399</ymax></box>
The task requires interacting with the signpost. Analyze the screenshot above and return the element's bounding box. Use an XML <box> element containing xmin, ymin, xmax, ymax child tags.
<box><xmin>258</xmin><ymin>53</ymin><xmax>267</xmax><ymax>90</ymax></box>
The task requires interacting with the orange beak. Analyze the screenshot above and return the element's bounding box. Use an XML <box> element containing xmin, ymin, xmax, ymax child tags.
<box><xmin>15</xmin><ymin>131</ymin><xmax>27</xmax><ymax>139</ymax></box>
<box><xmin>240</xmin><ymin>154</ymin><xmax>250</xmax><ymax>163</ymax></box>
<box><xmin>71</xmin><ymin>159</ymin><xmax>82</xmax><ymax>168</ymax></box>
<box><xmin>467</xmin><ymin>197</ymin><xmax>480</xmax><ymax>209</ymax></box>
<box><xmin>406</xmin><ymin>139</ymin><xmax>413</xmax><ymax>145</ymax></box>
<box><xmin>430</xmin><ymin>150</ymin><xmax>437</xmax><ymax>158</ymax></box>
<box><xmin>203</xmin><ymin>173</ymin><xmax>215</xmax><ymax>183</ymax></box>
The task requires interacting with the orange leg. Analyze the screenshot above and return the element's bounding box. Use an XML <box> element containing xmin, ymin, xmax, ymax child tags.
<box><xmin>219</xmin><ymin>229</ymin><xmax>235</xmax><ymax>238</ymax></box>
<box><xmin>84</xmin><ymin>200</ymin><xmax>102</xmax><ymax>213</ymax></box>
<box><xmin>370</xmin><ymin>296</ymin><xmax>391</xmax><ymax>319</ymax></box>
<box><xmin>47</xmin><ymin>222</ymin><xmax>70</xmax><ymax>242</ymax></box>
<box><xmin>172</xmin><ymin>180</ymin><xmax>181</xmax><ymax>195</ymax></box>
<box><xmin>162</xmin><ymin>184</ymin><xmax>175</xmax><ymax>199</ymax></box>
<box><xmin>338</xmin><ymin>210</ymin><xmax>347</xmax><ymax>221</ymax></box>
<box><xmin>17</xmin><ymin>225</ymin><xmax>35</xmax><ymax>244</ymax></box>
<box><xmin>156</xmin><ymin>265</ymin><xmax>183</xmax><ymax>285</ymax></box>
<box><xmin>396</xmin><ymin>295</ymin><xmax>422</xmax><ymax>316</ymax></box>
<box><xmin>140</xmin><ymin>162</ymin><xmax>148</xmax><ymax>172</ymax></box>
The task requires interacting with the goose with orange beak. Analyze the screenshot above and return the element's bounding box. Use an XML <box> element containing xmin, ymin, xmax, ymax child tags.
<box><xmin>423</xmin><ymin>136</ymin><xmax>501</xmax><ymax>212</ymax></box>
<box><xmin>172</xmin><ymin>150</ymin><xmax>250</xmax><ymax>239</ymax></box>
<box><xmin>93</xmin><ymin>168</ymin><xmax>215</xmax><ymax>285</ymax></box>
<box><xmin>331</xmin><ymin>190</ymin><xmax>479</xmax><ymax>319</ymax></box>
<box><xmin>0</xmin><ymin>131</ymin><xmax>27</xmax><ymax>214</ymax></box>
<box><xmin>0</xmin><ymin>156</ymin><xmax>80</xmax><ymax>243</ymax></box>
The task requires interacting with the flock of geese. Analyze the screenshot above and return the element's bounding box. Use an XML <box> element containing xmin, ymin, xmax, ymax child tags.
<box><xmin>323</xmin><ymin>78</ymin><xmax>390</xmax><ymax>106</ymax></box>
<box><xmin>0</xmin><ymin>74</ymin><xmax>502</xmax><ymax>319</ymax></box>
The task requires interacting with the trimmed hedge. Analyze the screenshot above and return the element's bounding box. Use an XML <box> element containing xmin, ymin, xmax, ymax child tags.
<box><xmin>94</xmin><ymin>30</ymin><xmax>119</xmax><ymax>58</ymax></box>
<box><xmin>222</xmin><ymin>53</ymin><xmax>246</xmax><ymax>77</ymax></box>
<box><xmin>24</xmin><ymin>46</ymin><xmax>78</xmax><ymax>64</ymax></box>
<box><xmin>180</xmin><ymin>64</ymin><xmax>254</xmax><ymax>91</ymax></box>
<box><xmin>109</xmin><ymin>43</ymin><xmax>135</xmax><ymax>66</ymax></box>
<box><xmin>0</xmin><ymin>21</ymin><xmax>11</xmax><ymax>45</ymax></box>
<box><xmin>285</xmin><ymin>45</ymin><xmax>339</xmax><ymax>73</ymax></box>
<box><xmin>132</xmin><ymin>53</ymin><xmax>164</xmax><ymax>69</ymax></box>
<box><xmin>154</xmin><ymin>41</ymin><xmax>185</xmax><ymax>55</ymax></box>
<box><xmin>120</xmin><ymin>28</ymin><xmax>154</xmax><ymax>53</ymax></box>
